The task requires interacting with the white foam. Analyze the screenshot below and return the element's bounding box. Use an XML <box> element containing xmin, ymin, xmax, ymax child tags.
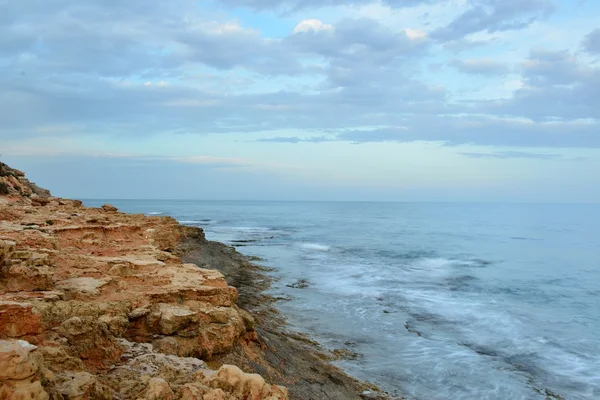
<box><xmin>147</xmin><ymin>211</ymin><xmax>163</xmax><ymax>215</ymax></box>
<box><xmin>415</xmin><ymin>257</ymin><xmax>454</xmax><ymax>269</ymax></box>
<box><xmin>178</xmin><ymin>219</ymin><xmax>216</xmax><ymax>224</ymax></box>
<box><xmin>298</xmin><ymin>242</ymin><xmax>331</xmax><ymax>251</ymax></box>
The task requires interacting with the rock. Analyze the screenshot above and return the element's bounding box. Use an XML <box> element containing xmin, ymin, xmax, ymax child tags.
<box><xmin>0</xmin><ymin>162</ymin><xmax>289</xmax><ymax>400</ymax></box>
<box><xmin>0</xmin><ymin>379</ymin><xmax>49</xmax><ymax>400</ymax></box>
<box><xmin>101</xmin><ymin>204</ymin><xmax>118</xmax><ymax>212</ymax></box>
<box><xmin>0</xmin><ymin>340</ymin><xmax>43</xmax><ymax>380</ymax></box>
<box><xmin>3</xmin><ymin>264</ymin><xmax>54</xmax><ymax>292</ymax></box>
<box><xmin>98</xmin><ymin>314</ymin><xmax>129</xmax><ymax>336</ymax></box>
<box><xmin>202</xmin><ymin>365</ymin><xmax>288</xmax><ymax>400</ymax></box>
<box><xmin>55</xmin><ymin>371</ymin><xmax>110</xmax><ymax>400</ymax></box>
<box><xmin>31</xmin><ymin>197</ymin><xmax>51</xmax><ymax>207</ymax></box>
<box><xmin>286</xmin><ymin>279</ymin><xmax>309</xmax><ymax>289</ymax></box>
<box><xmin>56</xmin><ymin>277</ymin><xmax>109</xmax><ymax>296</ymax></box>
<box><xmin>150</xmin><ymin>303</ymin><xmax>196</xmax><ymax>335</ymax></box>
<box><xmin>58</xmin><ymin>317</ymin><xmax>122</xmax><ymax>371</ymax></box>
<box><xmin>138</xmin><ymin>378</ymin><xmax>174</xmax><ymax>400</ymax></box>
<box><xmin>0</xmin><ymin>340</ymin><xmax>50</xmax><ymax>400</ymax></box>
<box><xmin>128</xmin><ymin>307</ymin><xmax>151</xmax><ymax>320</ymax></box>
<box><xmin>0</xmin><ymin>302</ymin><xmax>42</xmax><ymax>338</ymax></box>
<box><xmin>178</xmin><ymin>384</ymin><xmax>204</xmax><ymax>400</ymax></box>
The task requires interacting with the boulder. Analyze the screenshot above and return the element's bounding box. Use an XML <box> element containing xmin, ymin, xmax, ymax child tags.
<box><xmin>100</xmin><ymin>204</ymin><xmax>118</xmax><ymax>213</ymax></box>
<box><xmin>0</xmin><ymin>340</ymin><xmax>43</xmax><ymax>380</ymax></box>
<box><xmin>0</xmin><ymin>340</ymin><xmax>50</xmax><ymax>400</ymax></box>
<box><xmin>138</xmin><ymin>378</ymin><xmax>174</xmax><ymax>400</ymax></box>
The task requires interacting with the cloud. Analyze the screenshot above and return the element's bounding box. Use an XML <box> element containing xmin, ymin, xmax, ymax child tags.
<box><xmin>293</xmin><ymin>19</ymin><xmax>334</xmax><ymax>33</ymax></box>
<box><xmin>582</xmin><ymin>28</ymin><xmax>600</xmax><ymax>55</ymax></box>
<box><xmin>1</xmin><ymin>0</ymin><xmax>599</xmax><ymax>154</ymax></box>
<box><xmin>451</xmin><ymin>58</ymin><xmax>510</xmax><ymax>75</ymax></box>
<box><xmin>215</xmin><ymin>0</ymin><xmax>435</xmax><ymax>12</ymax></box>
<box><xmin>431</xmin><ymin>0</ymin><xmax>554</xmax><ymax>41</ymax></box>
<box><xmin>482</xmin><ymin>49</ymin><xmax>600</xmax><ymax>121</ymax></box>
<box><xmin>259</xmin><ymin>117</ymin><xmax>600</xmax><ymax>148</ymax></box>
<box><xmin>458</xmin><ymin>151</ymin><xmax>563</xmax><ymax>160</ymax></box>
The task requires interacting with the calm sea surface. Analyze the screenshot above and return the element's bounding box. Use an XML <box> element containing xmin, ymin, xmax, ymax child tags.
<box><xmin>84</xmin><ymin>200</ymin><xmax>600</xmax><ymax>400</ymax></box>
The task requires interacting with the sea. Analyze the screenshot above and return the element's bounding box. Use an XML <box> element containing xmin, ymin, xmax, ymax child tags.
<box><xmin>83</xmin><ymin>200</ymin><xmax>600</xmax><ymax>400</ymax></box>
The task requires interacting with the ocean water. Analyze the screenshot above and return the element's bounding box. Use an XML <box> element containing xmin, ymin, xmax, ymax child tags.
<box><xmin>84</xmin><ymin>200</ymin><xmax>600</xmax><ymax>400</ymax></box>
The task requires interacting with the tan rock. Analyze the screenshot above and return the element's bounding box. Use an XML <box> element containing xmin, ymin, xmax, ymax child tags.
<box><xmin>203</xmin><ymin>365</ymin><xmax>288</xmax><ymax>400</ymax></box>
<box><xmin>56</xmin><ymin>277</ymin><xmax>110</xmax><ymax>296</ymax></box>
<box><xmin>138</xmin><ymin>378</ymin><xmax>174</xmax><ymax>400</ymax></box>
<box><xmin>101</xmin><ymin>204</ymin><xmax>118</xmax><ymax>212</ymax></box>
<box><xmin>150</xmin><ymin>303</ymin><xmax>196</xmax><ymax>335</ymax></box>
<box><xmin>55</xmin><ymin>371</ymin><xmax>110</xmax><ymax>400</ymax></box>
<box><xmin>178</xmin><ymin>384</ymin><xmax>204</xmax><ymax>400</ymax></box>
<box><xmin>3</xmin><ymin>264</ymin><xmax>54</xmax><ymax>292</ymax></box>
<box><xmin>0</xmin><ymin>163</ymin><xmax>289</xmax><ymax>400</ymax></box>
<box><xmin>0</xmin><ymin>340</ymin><xmax>42</xmax><ymax>380</ymax></box>
<box><xmin>0</xmin><ymin>378</ymin><xmax>49</xmax><ymax>400</ymax></box>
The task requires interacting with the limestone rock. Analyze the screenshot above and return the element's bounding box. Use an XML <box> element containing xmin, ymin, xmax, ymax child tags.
<box><xmin>0</xmin><ymin>302</ymin><xmax>42</xmax><ymax>338</ymax></box>
<box><xmin>151</xmin><ymin>303</ymin><xmax>196</xmax><ymax>335</ymax></box>
<box><xmin>0</xmin><ymin>162</ymin><xmax>288</xmax><ymax>400</ymax></box>
<box><xmin>0</xmin><ymin>340</ymin><xmax>43</xmax><ymax>380</ymax></box>
<box><xmin>202</xmin><ymin>365</ymin><xmax>288</xmax><ymax>400</ymax></box>
<box><xmin>138</xmin><ymin>378</ymin><xmax>174</xmax><ymax>400</ymax></box>
<box><xmin>101</xmin><ymin>204</ymin><xmax>118</xmax><ymax>213</ymax></box>
<box><xmin>0</xmin><ymin>340</ymin><xmax>50</xmax><ymax>400</ymax></box>
<box><xmin>55</xmin><ymin>371</ymin><xmax>110</xmax><ymax>400</ymax></box>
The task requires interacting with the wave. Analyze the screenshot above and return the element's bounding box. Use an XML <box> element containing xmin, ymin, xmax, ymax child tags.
<box><xmin>178</xmin><ymin>219</ymin><xmax>217</xmax><ymax>225</ymax></box>
<box><xmin>297</xmin><ymin>242</ymin><xmax>331</xmax><ymax>251</ymax></box>
<box><xmin>147</xmin><ymin>211</ymin><xmax>164</xmax><ymax>215</ymax></box>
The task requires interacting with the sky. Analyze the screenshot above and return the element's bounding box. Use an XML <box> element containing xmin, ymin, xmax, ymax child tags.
<box><xmin>1</xmin><ymin>0</ymin><xmax>600</xmax><ymax>202</ymax></box>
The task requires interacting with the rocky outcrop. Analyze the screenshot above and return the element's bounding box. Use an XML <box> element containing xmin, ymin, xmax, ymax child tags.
<box><xmin>0</xmin><ymin>162</ymin><xmax>51</xmax><ymax>199</ymax></box>
<box><xmin>0</xmin><ymin>164</ymin><xmax>287</xmax><ymax>400</ymax></box>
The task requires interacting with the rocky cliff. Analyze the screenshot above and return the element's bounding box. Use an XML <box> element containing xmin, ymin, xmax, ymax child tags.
<box><xmin>0</xmin><ymin>164</ymin><xmax>287</xmax><ymax>400</ymax></box>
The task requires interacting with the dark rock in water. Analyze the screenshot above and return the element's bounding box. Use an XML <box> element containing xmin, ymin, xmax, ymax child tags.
<box><xmin>331</xmin><ymin>348</ymin><xmax>363</xmax><ymax>361</ymax></box>
<box><xmin>544</xmin><ymin>388</ymin><xmax>565</xmax><ymax>400</ymax></box>
<box><xmin>461</xmin><ymin>342</ymin><xmax>500</xmax><ymax>358</ymax></box>
<box><xmin>404</xmin><ymin>322</ymin><xmax>422</xmax><ymax>337</ymax></box>
<box><xmin>286</xmin><ymin>279</ymin><xmax>309</xmax><ymax>289</ymax></box>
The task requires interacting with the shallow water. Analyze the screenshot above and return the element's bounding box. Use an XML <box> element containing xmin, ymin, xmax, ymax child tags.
<box><xmin>84</xmin><ymin>200</ymin><xmax>600</xmax><ymax>400</ymax></box>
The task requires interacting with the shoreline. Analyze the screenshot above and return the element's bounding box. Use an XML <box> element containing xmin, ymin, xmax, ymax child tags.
<box><xmin>0</xmin><ymin>161</ymin><xmax>398</xmax><ymax>400</ymax></box>
<box><xmin>178</xmin><ymin>225</ymin><xmax>400</xmax><ymax>400</ymax></box>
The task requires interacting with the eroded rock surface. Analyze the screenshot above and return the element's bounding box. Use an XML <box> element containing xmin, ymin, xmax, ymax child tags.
<box><xmin>0</xmin><ymin>165</ymin><xmax>287</xmax><ymax>400</ymax></box>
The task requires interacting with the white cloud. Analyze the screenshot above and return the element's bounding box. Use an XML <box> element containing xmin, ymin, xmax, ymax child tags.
<box><xmin>293</xmin><ymin>19</ymin><xmax>334</xmax><ymax>34</ymax></box>
<box><xmin>404</xmin><ymin>28</ymin><xmax>426</xmax><ymax>40</ymax></box>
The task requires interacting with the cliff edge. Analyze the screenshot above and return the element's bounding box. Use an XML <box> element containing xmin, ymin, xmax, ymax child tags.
<box><xmin>0</xmin><ymin>164</ymin><xmax>287</xmax><ymax>400</ymax></box>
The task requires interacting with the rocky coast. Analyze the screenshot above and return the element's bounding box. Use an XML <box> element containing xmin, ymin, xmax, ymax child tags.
<box><xmin>0</xmin><ymin>162</ymin><xmax>392</xmax><ymax>400</ymax></box>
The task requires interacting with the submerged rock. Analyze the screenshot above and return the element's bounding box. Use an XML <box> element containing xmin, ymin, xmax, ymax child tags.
<box><xmin>285</xmin><ymin>279</ymin><xmax>309</xmax><ymax>289</ymax></box>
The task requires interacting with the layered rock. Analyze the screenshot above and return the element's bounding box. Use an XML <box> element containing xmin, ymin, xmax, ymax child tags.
<box><xmin>0</xmin><ymin>164</ymin><xmax>287</xmax><ymax>400</ymax></box>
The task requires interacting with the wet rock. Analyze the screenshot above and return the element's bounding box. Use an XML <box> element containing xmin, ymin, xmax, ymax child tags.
<box><xmin>285</xmin><ymin>279</ymin><xmax>309</xmax><ymax>289</ymax></box>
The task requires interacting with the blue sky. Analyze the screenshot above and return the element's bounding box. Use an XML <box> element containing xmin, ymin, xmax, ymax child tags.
<box><xmin>1</xmin><ymin>0</ymin><xmax>599</xmax><ymax>201</ymax></box>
